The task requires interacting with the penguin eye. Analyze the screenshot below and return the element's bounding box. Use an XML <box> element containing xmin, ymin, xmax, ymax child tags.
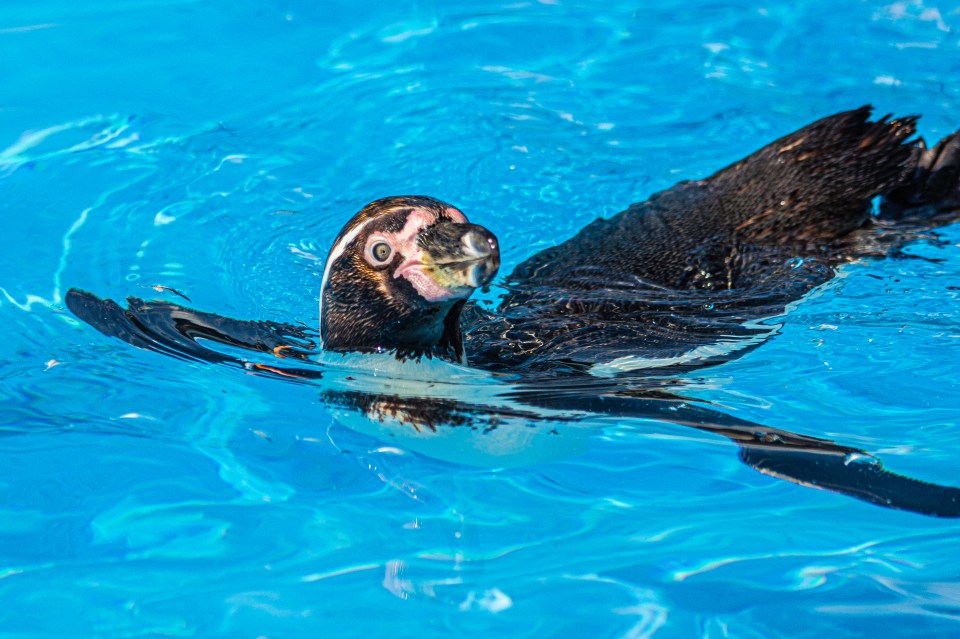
<box><xmin>370</xmin><ymin>241</ymin><xmax>392</xmax><ymax>264</ymax></box>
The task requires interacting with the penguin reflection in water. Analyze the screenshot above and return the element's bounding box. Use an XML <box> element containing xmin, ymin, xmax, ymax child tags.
<box><xmin>69</xmin><ymin>107</ymin><xmax>960</xmax><ymax>517</ymax></box>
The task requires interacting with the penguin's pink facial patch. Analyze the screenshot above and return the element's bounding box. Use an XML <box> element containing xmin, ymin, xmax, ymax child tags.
<box><xmin>362</xmin><ymin>208</ymin><xmax>434</xmax><ymax>268</ymax></box>
<box><xmin>394</xmin><ymin>264</ymin><xmax>463</xmax><ymax>302</ymax></box>
<box><xmin>362</xmin><ymin>208</ymin><xmax>465</xmax><ymax>302</ymax></box>
<box><xmin>444</xmin><ymin>207</ymin><xmax>467</xmax><ymax>224</ymax></box>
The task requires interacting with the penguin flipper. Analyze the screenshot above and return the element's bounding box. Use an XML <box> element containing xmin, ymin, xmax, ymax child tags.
<box><xmin>693</xmin><ymin>410</ymin><xmax>960</xmax><ymax>518</ymax></box>
<box><xmin>65</xmin><ymin>288</ymin><xmax>318</xmax><ymax>368</ymax></box>
<box><xmin>512</xmin><ymin>385</ymin><xmax>960</xmax><ymax>518</ymax></box>
<box><xmin>681</xmin><ymin>404</ymin><xmax>960</xmax><ymax>518</ymax></box>
<box><xmin>738</xmin><ymin>443</ymin><xmax>960</xmax><ymax>518</ymax></box>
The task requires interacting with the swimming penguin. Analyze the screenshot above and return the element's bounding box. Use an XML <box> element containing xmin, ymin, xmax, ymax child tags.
<box><xmin>66</xmin><ymin>106</ymin><xmax>960</xmax><ymax>516</ymax></box>
<box><xmin>314</xmin><ymin>107</ymin><xmax>959</xmax><ymax>373</ymax></box>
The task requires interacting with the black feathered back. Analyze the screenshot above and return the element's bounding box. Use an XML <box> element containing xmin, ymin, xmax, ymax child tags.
<box><xmin>508</xmin><ymin>107</ymin><xmax>917</xmax><ymax>293</ymax></box>
<box><xmin>466</xmin><ymin>108</ymin><xmax>952</xmax><ymax>371</ymax></box>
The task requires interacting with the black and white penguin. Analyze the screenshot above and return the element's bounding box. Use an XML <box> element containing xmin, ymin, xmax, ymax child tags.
<box><xmin>66</xmin><ymin>106</ymin><xmax>960</xmax><ymax>516</ymax></box>
<box><xmin>306</xmin><ymin>107</ymin><xmax>960</xmax><ymax>374</ymax></box>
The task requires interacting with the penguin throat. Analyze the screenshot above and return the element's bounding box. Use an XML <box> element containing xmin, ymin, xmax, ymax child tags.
<box><xmin>322</xmin><ymin>299</ymin><xmax>466</xmax><ymax>364</ymax></box>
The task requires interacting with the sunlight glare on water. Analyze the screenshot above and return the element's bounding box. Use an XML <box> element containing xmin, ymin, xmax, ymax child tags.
<box><xmin>1</xmin><ymin>1</ymin><xmax>960</xmax><ymax>637</ymax></box>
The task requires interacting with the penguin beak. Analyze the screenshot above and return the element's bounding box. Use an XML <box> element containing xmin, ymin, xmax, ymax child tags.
<box><xmin>394</xmin><ymin>221</ymin><xmax>500</xmax><ymax>302</ymax></box>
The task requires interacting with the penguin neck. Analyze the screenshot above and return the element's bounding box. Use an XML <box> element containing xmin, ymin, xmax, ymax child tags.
<box><xmin>436</xmin><ymin>299</ymin><xmax>467</xmax><ymax>363</ymax></box>
<box><xmin>322</xmin><ymin>299</ymin><xmax>467</xmax><ymax>364</ymax></box>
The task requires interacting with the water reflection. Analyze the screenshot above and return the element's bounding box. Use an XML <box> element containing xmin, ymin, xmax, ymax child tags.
<box><xmin>66</xmin><ymin>288</ymin><xmax>960</xmax><ymax>517</ymax></box>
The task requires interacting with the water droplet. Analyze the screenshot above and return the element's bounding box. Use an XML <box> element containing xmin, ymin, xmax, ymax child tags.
<box><xmin>844</xmin><ymin>452</ymin><xmax>878</xmax><ymax>467</ymax></box>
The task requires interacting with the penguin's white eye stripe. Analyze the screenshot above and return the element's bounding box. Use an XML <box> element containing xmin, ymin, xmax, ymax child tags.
<box><xmin>318</xmin><ymin>218</ymin><xmax>374</xmax><ymax>346</ymax></box>
<box><xmin>321</xmin><ymin>219</ymin><xmax>371</xmax><ymax>284</ymax></box>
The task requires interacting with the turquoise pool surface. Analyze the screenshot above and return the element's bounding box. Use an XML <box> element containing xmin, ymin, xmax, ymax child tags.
<box><xmin>2</xmin><ymin>1</ymin><xmax>960</xmax><ymax>637</ymax></box>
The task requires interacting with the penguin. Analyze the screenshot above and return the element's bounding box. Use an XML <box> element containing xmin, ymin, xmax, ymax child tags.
<box><xmin>66</xmin><ymin>106</ymin><xmax>960</xmax><ymax>516</ymax></box>
<box><xmin>307</xmin><ymin>107</ymin><xmax>958</xmax><ymax>373</ymax></box>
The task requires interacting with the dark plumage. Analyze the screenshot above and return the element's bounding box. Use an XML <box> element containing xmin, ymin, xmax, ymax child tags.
<box><xmin>465</xmin><ymin>108</ymin><xmax>959</xmax><ymax>370</ymax></box>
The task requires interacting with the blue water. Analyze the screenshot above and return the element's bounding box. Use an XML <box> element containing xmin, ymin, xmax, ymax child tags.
<box><xmin>3</xmin><ymin>0</ymin><xmax>960</xmax><ymax>636</ymax></box>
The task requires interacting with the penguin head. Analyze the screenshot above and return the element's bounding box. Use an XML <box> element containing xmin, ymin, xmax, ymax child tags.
<box><xmin>319</xmin><ymin>196</ymin><xmax>500</xmax><ymax>361</ymax></box>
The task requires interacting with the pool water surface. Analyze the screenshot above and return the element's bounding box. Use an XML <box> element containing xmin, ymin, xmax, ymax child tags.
<box><xmin>2</xmin><ymin>1</ymin><xmax>960</xmax><ymax>637</ymax></box>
